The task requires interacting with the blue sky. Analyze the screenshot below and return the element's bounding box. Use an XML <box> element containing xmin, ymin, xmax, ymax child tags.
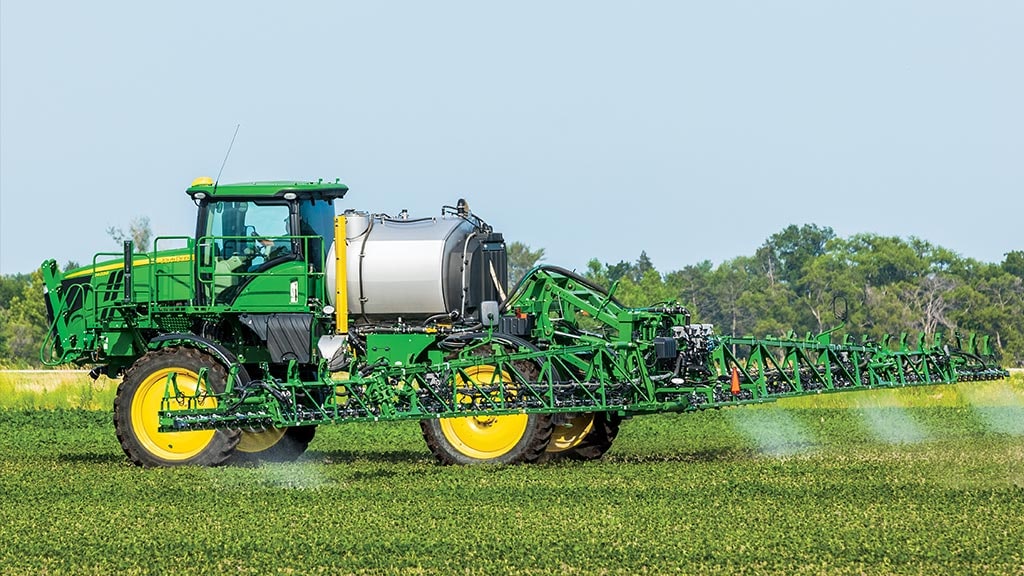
<box><xmin>1</xmin><ymin>1</ymin><xmax>1021</xmax><ymax>276</ymax></box>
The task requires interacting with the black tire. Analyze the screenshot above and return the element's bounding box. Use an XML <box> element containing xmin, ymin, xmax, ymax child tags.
<box><xmin>421</xmin><ymin>413</ymin><xmax>554</xmax><ymax>465</ymax></box>
<box><xmin>420</xmin><ymin>335</ymin><xmax>553</xmax><ymax>464</ymax></box>
<box><xmin>565</xmin><ymin>412</ymin><xmax>622</xmax><ymax>461</ymax></box>
<box><xmin>229</xmin><ymin>426</ymin><xmax>317</xmax><ymax>464</ymax></box>
<box><xmin>114</xmin><ymin>347</ymin><xmax>240</xmax><ymax>467</ymax></box>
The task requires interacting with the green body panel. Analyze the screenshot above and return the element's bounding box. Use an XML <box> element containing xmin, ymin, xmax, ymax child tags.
<box><xmin>364</xmin><ymin>333</ymin><xmax>440</xmax><ymax>366</ymax></box>
<box><xmin>42</xmin><ymin>243</ymin><xmax>197</xmax><ymax>367</ymax></box>
<box><xmin>186</xmin><ymin>179</ymin><xmax>348</xmax><ymax>200</ymax></box>
<box><xmin>62</xmin><ymin>243</ymin><xmax>196</xmax><ymax>301</ymax></box>
<box><xmin>225</xmin><ymin>260</ymin><xmax>311</xmax><ymax>311</ymax></box>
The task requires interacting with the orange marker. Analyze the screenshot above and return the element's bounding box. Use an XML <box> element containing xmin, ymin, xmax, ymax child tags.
<box><xmin>731</xmin><ymin>367</ymin><xmax>741</xmax><ymax>395</ymax></box>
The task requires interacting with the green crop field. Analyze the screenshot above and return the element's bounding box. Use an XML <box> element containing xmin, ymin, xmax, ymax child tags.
<box><xmin>0</xmin><ymin>372</ymin><xmax>1021</xmax><ymax>575</ymax></box>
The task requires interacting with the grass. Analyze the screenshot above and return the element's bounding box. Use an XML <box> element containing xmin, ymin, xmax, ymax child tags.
<box><xmin>0</xmin><ymin>373</ymin><xmax>1021</xmax><ymax>574</ymax></box>
<box><xmin>0</xmin><ymin>370</ymin><xmax>117</xmax><ymax>411</ymax></box>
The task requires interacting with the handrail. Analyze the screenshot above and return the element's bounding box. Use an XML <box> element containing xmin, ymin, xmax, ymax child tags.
<box><xmin>40</xmin><ymin>282</ymin><xmax>91</xmax><ymax>365</ymax></box>
<box><xmin>195</xmin><ymin>234</ymin><xmax>327</xmax><ymax>307</ymax></box>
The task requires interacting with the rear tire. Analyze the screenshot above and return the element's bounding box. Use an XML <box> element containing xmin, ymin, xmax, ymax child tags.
<box><xmin>230</xmin><ymin>426</ymin><xmax>316</xmax><ymax>464</ymax></box>
<box><xmin>546</xmin><ymin>413</ymin><xmax>597</xmax><ymax>454</ymax></box>
<box><xmin>114</xmin><ymin>347</ymin><xmax>239</xmax><ymax>467</ymax></box>
<box><xmin>420</xmin><ymin>357</ymin><xmax>553</xmax><ymax>464</ymax></box>
<box><xmin>421</xmin><ymin>413</ymin><xmax>553</xmax><ymax>465</ymax></box>
<box><xmin>565</xmin><ymin>413</ymin><xmax>622</xmax><ymax>461</ymax></box>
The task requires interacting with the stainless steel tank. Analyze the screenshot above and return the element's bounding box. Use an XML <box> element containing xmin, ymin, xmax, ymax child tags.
<box><xmin>325</xmin><ymin>210</ymin><xmax>488</xmax><ymax>320</ymax></box>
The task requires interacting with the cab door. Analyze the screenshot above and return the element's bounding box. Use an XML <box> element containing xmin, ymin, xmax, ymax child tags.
<box><xmin>196</xmin><ymin>199</ymin><xmax>307</xmax><ymax>310</ymax></box>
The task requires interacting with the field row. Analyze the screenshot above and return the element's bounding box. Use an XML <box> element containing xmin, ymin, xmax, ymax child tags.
<box><xmin>0</xmin><ymin>379</ymin><xmax>1021</xmax><ymax>574</ymax></box>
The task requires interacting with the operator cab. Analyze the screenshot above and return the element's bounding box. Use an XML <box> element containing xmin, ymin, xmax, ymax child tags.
<box><xmin>186</xmin><ymin>178</ymin><xmax>348</xmax><ymax>305</ymax></box>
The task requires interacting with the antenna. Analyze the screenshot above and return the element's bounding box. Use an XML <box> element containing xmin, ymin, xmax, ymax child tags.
<box><xmin>215</xmin><ymin>124</ymin><xmax>241</xmax><ymax>190</ymax></box>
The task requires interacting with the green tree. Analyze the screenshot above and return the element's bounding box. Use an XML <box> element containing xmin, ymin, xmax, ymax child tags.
<box><xmin>584</xmin><ymin>258</ymin><xmax>608</xmax><ymax>286</ymax></box>
<box><xmin>704</xmin><ymin>256</ymin><xmax>759</xmax><ymax>336</ymax></box>
<box><xmin>506</xmin><ymin>242</ymin><xmax>545</xmax><ymax>286</ymax></box>
<box><xmin>614</xmin><ymin>268</ymin><xmax>675</xmax><ymax>308</ymax></box>
<box><xmin>575</xmin><ymin>227</ymin><xmax>1024</xmax><ymax>365</ymax></box>
<box><xmin>798</xmin><ymin>247</ymin><xmax>858</xmax><ymax>333</ymax></box>
<box><xmin>1003</xmin><ymin>250</ymin><xmax>1024</xmax><ymax>279</ymax></box>
<box><xmin>606</xmin><ymin>251</ymin><xmax>655</xmax><ymax>284</ymax></box>
<box><xmin>603</xmin><ymin>260</ymin><xmax>633</xmax><ymax>284</ymax></box>
<box><xmin>756</xmin><ymin>224</ymin><xmax>835</xmax><ymax>287</ymax></box>
<box><xmin>664</xmin><ymin>261</ymin><xmax>714</xmax><ymax>322</ymax></box>
<box><xmin>949</xmin><ymin>267</ymin><xmax>1024</xmax><ymax>364</ymax></box>
<box><xmin>0</xmin><ymin>273</ymin><xmax>31</xmax><ymax>307</ymax></box>
<box><xmin>836</xmin><ymin>234</ymin><xmax>930</xmax><ymax>286</ymax></box>
<box><xmin>583</xmin><ymin>252</ymin><xmax>672</xmax><ymax>308</ymax></box>
<box><xmin>901</xmin><ymin>274</ymin><xmax>957</xmax><ymax>337</ymax></box>
<box><xmin>0</xmin><ymin>271</ymin><xmax>47</xmax><ymax>366</ymax></box>
<box><xmin>107</xmin><ymin>216</ymin><xmax>153</xmax><ymax>252</ymax></box>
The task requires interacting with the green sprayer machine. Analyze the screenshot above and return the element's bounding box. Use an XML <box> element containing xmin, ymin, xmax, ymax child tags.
<box><xmin>40</xmin><ymin>178</ymin><xmax>1009</xmax><ymax>466</ymax></box>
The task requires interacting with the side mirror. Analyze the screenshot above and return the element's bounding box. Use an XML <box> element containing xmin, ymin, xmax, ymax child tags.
<box><xmin>480</xmin><ymin>301</ymin><xmax>500</xmax><ymax>327</ymax></box>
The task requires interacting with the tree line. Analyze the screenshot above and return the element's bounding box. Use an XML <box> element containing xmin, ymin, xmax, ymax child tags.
<box><xmin>2</xmin><ymin>224</ymin><xmax>1021</xmax><ymax>366</ymax></box>
<box><xmin>511</xmin><ymin>225</ymin><xmax>1024</xmax><ymax>366</ymax></box>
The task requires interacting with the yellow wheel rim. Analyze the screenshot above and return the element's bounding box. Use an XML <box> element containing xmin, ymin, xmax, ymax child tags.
<box><xmin>439</xmin><ymin>365</ymin><xmax>528</xmax><ymax>459</ymax></box>
<box><xmin>237</xmin><ymin>428</ymin><xmax>287</xmax><ymax>453</ymax></box>
<box><xmin>131</xmin><ymin>367</ymin><xmax>217</xmax><ymax>462</ymax></box>
<box><xmin>546</xmin><ymin>413</ymin><xmax>596</xmax><ymax>453</ymax></box>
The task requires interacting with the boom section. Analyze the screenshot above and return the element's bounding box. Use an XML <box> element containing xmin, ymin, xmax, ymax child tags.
<box><xmin>157</xmin><ymin>266</ymin><xmax>1008</xmax><ymax>433</ymax></box>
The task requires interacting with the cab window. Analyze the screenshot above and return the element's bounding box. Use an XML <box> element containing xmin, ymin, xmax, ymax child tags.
<box><xmin>298</xmin><ymin>198</ymin><xmax>335</xmax><ymax>271</ymax></box>
<box><xmin>205</xmin><ymin>201</ymin><xmax>293</xmax><ymax>265</ymax></box>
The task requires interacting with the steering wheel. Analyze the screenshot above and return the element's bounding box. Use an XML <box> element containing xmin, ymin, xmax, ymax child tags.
<box><xmin>248</xmin><ymin>230</ymin><xmax>286</xmax><ymax>260</ymax></box>
<box><xmin>245</xmin><ymin>229</ymin><xmax>265</xmax><ymax>252</ymax></box>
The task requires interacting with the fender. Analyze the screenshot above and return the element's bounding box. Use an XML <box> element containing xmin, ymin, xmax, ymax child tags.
<box><xmin>148</xmin><ymin>333</ymin><xmax>252</xmax><ymax>384</ymax></box>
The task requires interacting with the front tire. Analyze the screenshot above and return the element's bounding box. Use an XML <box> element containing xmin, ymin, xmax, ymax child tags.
<box><xmin>114</xmin><ymin>347</ymin><xmax>239</xmax><ymax>467</ymax></box>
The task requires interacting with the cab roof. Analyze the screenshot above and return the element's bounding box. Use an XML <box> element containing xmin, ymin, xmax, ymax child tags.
<box><xmin>185</xmin><ymin>178</ymin><xmax>349</xmax><ymax>201</ymax></box>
